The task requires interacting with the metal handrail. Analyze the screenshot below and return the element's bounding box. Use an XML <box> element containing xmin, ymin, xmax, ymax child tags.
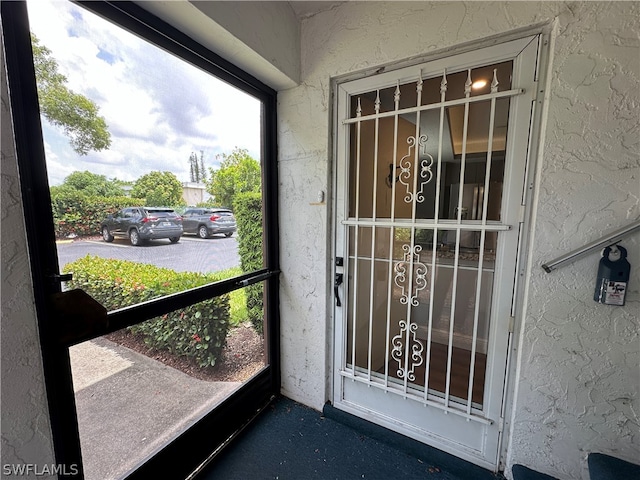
<box><xmin>542</xmin><ymin>219</ymin><xmax>640</xmax><ymax>273</ymax></box>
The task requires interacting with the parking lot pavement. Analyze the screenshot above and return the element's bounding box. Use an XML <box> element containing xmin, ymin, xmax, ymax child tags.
<box><xmin>70</xmin><ymin>337</ymin><xmax>240</xmax><ymax>480</ymax></box>
<box><xmin>57</xmin><ymin>235</ymin><xmax>240</xmax><ymax>274</ymax></box>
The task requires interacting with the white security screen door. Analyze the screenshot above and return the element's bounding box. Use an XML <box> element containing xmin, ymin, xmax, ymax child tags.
<box><xmin>333</xmin><ymin>36</ymin><xmax>540</xmax><ymax>470</ymax></box>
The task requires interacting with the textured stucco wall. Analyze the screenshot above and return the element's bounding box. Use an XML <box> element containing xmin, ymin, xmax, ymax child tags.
<box><xmin>507</xmin><ymin>2</ymin><xmax>640</xmax><ymax>478</ymax></box>
<box><xmin>278</xmin><ymin>2</ymin><xmax>639</xmax><ymax>479</ymax></box>
<box><xmin>1</xmin><ymin>38</ymin><xmax>57</xmax><ymax>476</ymax></box>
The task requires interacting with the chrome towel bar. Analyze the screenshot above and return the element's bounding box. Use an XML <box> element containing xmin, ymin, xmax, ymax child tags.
<box><xmin>542</xmin><ymin>219</ymin><xmax>640</xmax><ymax>273</ymax></box>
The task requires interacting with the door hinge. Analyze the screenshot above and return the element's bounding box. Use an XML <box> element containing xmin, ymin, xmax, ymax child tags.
<box><xmin>518</xmin><ymin>204</ymin><xmax>526</xmax><ymax>223</ymax></box>
<box><xmin>498</xmin><ymin>416</ymin><xmax>505</xmax><ymax>433</ymax></box>
<box><xmin>508</xmin><ymin>316</ymin><xmax>515</xmax><ymax>333</ymax></box>
<box><xmin>530</xmin><ymin>81</ymin><xmax>539</xmax><ymax>101</ymax></box>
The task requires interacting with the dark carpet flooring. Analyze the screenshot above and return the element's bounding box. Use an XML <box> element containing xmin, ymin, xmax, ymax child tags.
<box><xmin>197</xmin><ymin>396</ymin><xmax>504</xmax><ymax>480</ymax></box>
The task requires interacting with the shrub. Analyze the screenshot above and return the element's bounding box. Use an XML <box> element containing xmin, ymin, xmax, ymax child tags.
<box><xmin>233</xmin><ymin>191</ymin><xmax>264</xmax><ymax>332</ymax></box>
<box><xmin>63</xmin><ymin>256</ymin><xmax>231</xmax><ymax>367</ymax></box>
<box><xmin>50</xmin><ymin>191</ymin><xmax>144</xmax><ymax>238</ymax></box>
<box><xmin>209</xmin><ymin>267</ymin><xmax>247</xmax><ymax>327</ymax></box>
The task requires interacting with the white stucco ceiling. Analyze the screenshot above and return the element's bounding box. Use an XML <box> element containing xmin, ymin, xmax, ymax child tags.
<box><xmin>288</xmin><ymin>1</ymin><xmax>346</xmax><ymax>19</ymax></box>
<box><xmin>134</xmin><ymin>1</ymin><xmax>348</xmax><ymax>89</ymax></box>
<box><xmin>135</xmin><ymin>1</ymin><xmax>302</xmax><ymax>89</ymax></box>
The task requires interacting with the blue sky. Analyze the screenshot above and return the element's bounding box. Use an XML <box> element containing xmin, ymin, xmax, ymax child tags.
<box><xmin>26</xmin><ymin>0</ymin><xmax>261</xmax><ymax>186</ymax></box>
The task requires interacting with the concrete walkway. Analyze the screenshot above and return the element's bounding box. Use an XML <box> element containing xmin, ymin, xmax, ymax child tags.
<box><xmin>69</xmin><ymin>337</ymin><xmax>240</xmax><ymax>480</ymax></box>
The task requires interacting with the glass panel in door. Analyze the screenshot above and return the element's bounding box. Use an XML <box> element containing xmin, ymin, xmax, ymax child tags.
<box><xmin>346</xmin><ymin>225</ymin><xmax>497</xmax><ymax>408</ymax></box>
<box><xmin>344</xmin><ymin>62</ymin><xmax>512</xmax><ymax>411</ymax></box>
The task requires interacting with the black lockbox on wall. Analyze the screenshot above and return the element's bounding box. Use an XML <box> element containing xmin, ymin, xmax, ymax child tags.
<box><xmin>594</xmin><ymin>245</ymin><xmax>630</xmax><ymax>306</ymax></box>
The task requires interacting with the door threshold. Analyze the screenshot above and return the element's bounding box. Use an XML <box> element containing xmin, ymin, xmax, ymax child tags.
<box><xmin>323</xmin><ymin>401</ymin><xmax>503</xmax><ymax>479</ymax></box>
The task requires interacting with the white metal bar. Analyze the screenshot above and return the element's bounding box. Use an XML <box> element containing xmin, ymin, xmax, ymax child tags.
<box><xmin>350</xmin><ymin>100</ymin><xmax>363</xmax><ymax>374</ymax></box>
<box><xmin>402</xmin><ymin>74</ymin><xmax>424</xmax><ymax>394</ymax></box>
<box><xmin>444</xmin><ymin>69</ymin><xmax>473</xmax><ymax>409</ymax></box>
<box><xmin>342</xmin><ymin>219</ymin><xmax>511</xmax><ymax>230</ymax></box>
<box><xmin>481</xmin><ymin>68</ymin><xmax>499</xmax><ymax>228</ymax></box>
<box><xmin>343</xmin><ymin>88</ymin><xmax>524</xmax><ymax>124</ymax></box>
<box><xmin>424</xmin><ymin>69</ymin><xmax>448</xmax><ymax>403</ymax></box>
<box><xmin>384</xmin><ymin>82</ymin><xmax>402</xmax><ymax>388</ymax></box>
<box><xmin>348</xmin><ymin>255</ymin><xmax>495</xmax><ymax>273</ymax></box>
<box><xmin>367</xmin><ymin>91</ymin><xmax>382</xmax><ymax>381</ymax></box>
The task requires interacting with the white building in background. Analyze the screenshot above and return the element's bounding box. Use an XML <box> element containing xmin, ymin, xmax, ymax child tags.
<box><xmin>181</xmin><ymin>182</ymin><xmax>211</xmax><ymax>206</ymax></box>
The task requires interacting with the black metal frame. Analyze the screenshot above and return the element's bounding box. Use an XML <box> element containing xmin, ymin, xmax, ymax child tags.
<box><xmin>1</xmin><ymin>1</ymin><xmax>280</xmax><ymax>478</ymax></box>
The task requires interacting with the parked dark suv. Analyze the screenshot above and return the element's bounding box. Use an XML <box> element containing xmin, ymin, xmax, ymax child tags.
<box><xmin>101</xmin><ymin>207</ymin><xmax>183</xmax><ymax>246</ymax></box>
<box><xmin>182</xmin><ymin>208</ymin><xmax>237</xmax><ymax>238</ymax></box>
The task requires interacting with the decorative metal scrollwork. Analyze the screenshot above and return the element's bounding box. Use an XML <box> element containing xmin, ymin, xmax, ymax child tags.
<box><xmin>391</xmin><ymin>243</ymin><xmax>427</xmax><ymax>381</ymax></box>
<box><xmin>394</xmin><ymin>244</ymin><xmax>428</xmax><ymax>306</ymax></box>
<box><xmin>391</xmin><ymin>320</ymin><xmax>424</xmax><ymax>381</ymax></box>
<box><xmin>398</xmin><ymin>135</ymin><xmax>434</xmax><ymax>204</ymax></box>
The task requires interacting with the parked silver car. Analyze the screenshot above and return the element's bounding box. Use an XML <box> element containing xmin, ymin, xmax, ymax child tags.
<box><xmin>101</xmin><ymin>207</ymin><xmax>183</xmax><ymax>246</ymax></box>
<box><xmin>182</xmin><ymin>208</ymin><xmax>237</xmax><ymax>238</ymax></box>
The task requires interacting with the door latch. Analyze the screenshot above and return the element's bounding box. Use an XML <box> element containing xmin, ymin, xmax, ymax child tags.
<box><xmin>52</xmin><ymin>273</ymin><xmax>73</xmax><ymax>283</ymax></box>
<box><xmin>48</xmin><ymin>273</ymin><xmax>73</xmax><ymax>288</ymax></box>
<box><xmin>334</xmin><ymin>273</ymin><xmax>344</xmax><ymax>307</ymax></box>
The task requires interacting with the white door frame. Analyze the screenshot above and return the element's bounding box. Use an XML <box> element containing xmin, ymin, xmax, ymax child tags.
<box><xmin>330</xmin><ymin>33</ymin><xmax>544</xmax><ymax>471</ymax></box>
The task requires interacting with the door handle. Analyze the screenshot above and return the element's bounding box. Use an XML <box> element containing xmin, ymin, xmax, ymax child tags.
<box><xmin>334</xmin><ymin>273</ymin><xmax>343</xmax><ymax>307</ymax></box>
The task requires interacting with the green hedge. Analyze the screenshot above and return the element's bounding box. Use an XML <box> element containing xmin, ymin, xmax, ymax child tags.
<box><xmin>51</xmin><ymin>191</ymin><xmax>144</xmax><ymax>238</ymax></box>
<box><xmin>233</xmin><ymin>191</ymin><xmax>264</xmax><ymax>332</ymax></box>
<box><xmin>64</xmin><ymin>255</ymin><xmax>231</xmax><ymax>367</ymax></box>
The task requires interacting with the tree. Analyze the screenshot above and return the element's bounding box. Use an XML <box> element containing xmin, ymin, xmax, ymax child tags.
<box><xmin>206</xmin><ymin>147</ymin><xmax>260</xmax><ymax>208</ymax></box>
<box><xmin>200</xmin><ymin>154</ymin><xmax>206</xmax><ymax>183</ymax></box>
<box><xmin>51</xmin><ymin>170</ymin><xmax>124</xmax><ymax>197</ymax></box>
<box><xmin>188</xmin><ymin>150</ymin><xmax>206</xmax><ymax>183</ymax></box>
<box><xmin>131</xmin><ymin>171</ymin><xmax>184</xmax><ymax>206</ymax></box>
<box><xmin>31</xmin><ymin>34</ymin><xmax>111</xmax><ymax>156</ymax></box>
<box><xmin>190</xmin><ymin>156</ymin><xmax>196</xmax><ymax>183</ymax></box>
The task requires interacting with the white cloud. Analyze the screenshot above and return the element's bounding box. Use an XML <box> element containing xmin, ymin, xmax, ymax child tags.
<box><xmin>27</xmin><ymin>0</ymin><xmax>261</xmax><ymax>186</ymax></box>
<box><xmin>41</xmin><ymin>131</ymin><xmax>75</xmax><ymax>185</ymax></box>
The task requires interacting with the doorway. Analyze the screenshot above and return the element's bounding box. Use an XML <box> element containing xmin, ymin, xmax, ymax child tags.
<box><xmin>333</xmin><ymin>35</ymin><xmax>540</xmax><ymax>470</ymax></box>
<box><xmin>2</xmin><ymin>2</ymin><xmax>280</xmax><ymax>478</ymax></box>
